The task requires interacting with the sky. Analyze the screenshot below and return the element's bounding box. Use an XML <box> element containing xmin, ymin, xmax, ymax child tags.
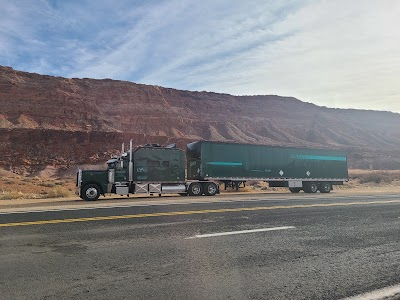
<box><xmin>0</xmin><ymin>0</ymin><xmax>399</xmax><ymax>113</ymax></box>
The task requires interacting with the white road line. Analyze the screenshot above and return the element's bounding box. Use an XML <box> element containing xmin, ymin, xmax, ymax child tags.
<box><xmin>185</xmin><ymin>226</ymin><xmax>295</xmax><ymax>239</ymax></box>
<box><xmin>342</xmin><ymin>283</ymin><xmax>400</xmax><ymax>300</ymax></box>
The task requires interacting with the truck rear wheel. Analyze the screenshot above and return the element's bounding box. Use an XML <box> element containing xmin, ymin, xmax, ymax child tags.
<box><xmin>320</xmin><ymin>182</ymin><xmax>332</xmax><ymax>193</ymax></box>
<box><xmin>188</xmin><ymin>182</ymin><xmax>203</xmax><ymax>196</ymax></box>
<box><xmin>304</xmin><ymin>182</ymin><xmax>318</xmax><ymax>193</ymax></box>
<box><xmin>204</xmin><ymin>182</ymin><xmax>218</xmax><ymax>196</ymax></box>
<box><xmin>289</xmin><ymin>187</ymin><xmax>301</xmax><ymax>193</ymax></box>
<box><xmin>82</xmin><ymin>184</ymin><xmax>101</xmax><ymax>201</ymax></box>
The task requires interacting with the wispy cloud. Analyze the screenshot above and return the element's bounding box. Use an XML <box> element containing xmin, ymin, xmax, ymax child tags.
<box><xmin>0</xmin><ymin>0</ymin><xmax>399</xmax><ymax>112</ymax></box>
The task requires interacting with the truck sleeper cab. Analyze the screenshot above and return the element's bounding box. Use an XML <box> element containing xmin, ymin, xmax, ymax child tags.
<box><xmin>76</xmin><ymin>141</ymin><xmax>220</xmax><ymax>201</ymax></box>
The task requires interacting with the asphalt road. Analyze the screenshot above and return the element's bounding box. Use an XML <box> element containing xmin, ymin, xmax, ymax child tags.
<box><xmin>1</xmin><ymin>194</ymin><xmax>400</xmax><ymax>300</ymax></box>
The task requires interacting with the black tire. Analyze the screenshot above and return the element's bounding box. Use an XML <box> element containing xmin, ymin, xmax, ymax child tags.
<box><xmin>320</xmin><ymin>182</ymin><xmax>332</xmax><ymax>193</ymax></box>
<box><xmin>188</xmin><ymin>182</ymin><xmax>203</xmax><ymax>196</ymax></box>
<box><xmin>81</xmin><ymin>184</ymin><xmax>101</xmax><ymax>201</ymax></box>
<box><xmin>289</xmin><ymin>187</ymin><xmax>301</xmax><ymax>193</ymax></box>
<box><xmin>304</xmin><ymin>182</ymin><xmax>318</xmax><ymax>193</ymax></box>
<box><xmin>204</xmin><ymin>182</ymin><xmax>218</xmax><ymax>196</ymax></box>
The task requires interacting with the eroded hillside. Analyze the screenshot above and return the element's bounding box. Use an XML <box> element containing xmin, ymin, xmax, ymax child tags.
<box><xmin>1</xmin><ymin>66</ymin><xmax>400</xmax><ymax>175</ymax></box>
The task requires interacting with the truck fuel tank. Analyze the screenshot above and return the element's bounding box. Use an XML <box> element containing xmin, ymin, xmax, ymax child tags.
<box><xmin>161</xmin><ymin>184</ymin><xmax>186</xmax><ymax>193</ymax></box>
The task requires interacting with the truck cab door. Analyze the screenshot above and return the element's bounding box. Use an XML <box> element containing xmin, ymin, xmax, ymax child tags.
<box><xmin>187</xmin><ymin>160</ymin><xmax>201</xmax><ymax>180</ymax></box>
<box><xmin>115</xmin><ymin>170</ymin><xmax>127</xmax><ymax>182</ymax></box>
<box><xmin>115</xmin><ymin>161</ymin><xmax>128</xmax><ymax>182</ymax></box>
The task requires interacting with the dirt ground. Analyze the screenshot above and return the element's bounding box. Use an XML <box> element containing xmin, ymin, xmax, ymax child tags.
<box><xmin>0</xmin><ymin>169</ymin><xmax>75</xmax><ymax>200</ymax></box>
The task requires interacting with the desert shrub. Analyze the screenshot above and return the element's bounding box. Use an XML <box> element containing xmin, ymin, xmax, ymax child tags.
<box><xmin>248</xmin><ymin>181</ymin><xmax>262</xmax><ymax>189</ymax></box>
<box><xmin>21</xmin><ymin>177</ymin><xmax>34</xmax><ymax>182</ymax></box>
<box><xmin>357</xmin><ymin>172</ymin><xmax>399</xmax><ymax>184</ymax></box>
<box><xmin>240</xmin><ymin>186</ymin><xmax>254</xmax><ymax>193</ymax></box>
<box><xmin>221</xmin><ymin>185</ymin><xmax>253</xmax><ymax>193</ymax></box>
<box><xmin>2</xmin><ymin>191</ymin><xmax>26</xmax><ymax>200</ymax></box>
<box><xmin>0</xmin><ymin>192</ymin><xmax>12</xmax><ymax>200</ymax></box>
<box><xmin>11</xmin><ymin>191</ymin><xmax>25</xmax><ymax>199</ymax></box>
<box><xmin>248</xmin><ymin>181</ymin><xmax>270</xmax><ymax>191</ymax></box>
<box><xmin>359</xmin><ymin>174</ymin><xmax>382</xmax><ymax>184</ymax></box>
<box><xmin>45</xmin><ymin>186</ymin><xmax>72</xmax><ymax>198</ymax></box>
<box><xmin>38</xmin><ymin>182</ymin><xmax>56</xmax><ymax>188</ymax></box>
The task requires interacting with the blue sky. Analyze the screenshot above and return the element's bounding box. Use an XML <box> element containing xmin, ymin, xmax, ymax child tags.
<box><xmin>1</xmin><ymin>0</ymin><xmax>399</xmax><ymax>112</ymax></box>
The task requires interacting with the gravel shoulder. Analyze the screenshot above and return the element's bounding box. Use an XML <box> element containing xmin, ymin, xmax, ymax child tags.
<box><xmin>1</xmin><ymin>185</ymin><xmax>399</xmax><ymax>212</ymax></box>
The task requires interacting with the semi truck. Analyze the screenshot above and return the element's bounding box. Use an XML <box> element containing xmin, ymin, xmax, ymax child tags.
<box><xmin>76</xmin><ymin>140</ymin><xmax>348</xmax><ymax>201</ymax></box>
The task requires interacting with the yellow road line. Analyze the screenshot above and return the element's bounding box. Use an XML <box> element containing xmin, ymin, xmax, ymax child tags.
<box><xmin>1</xmin><ymin>199</ymin><xmax>399</xmax><ymax>228</ymax></box>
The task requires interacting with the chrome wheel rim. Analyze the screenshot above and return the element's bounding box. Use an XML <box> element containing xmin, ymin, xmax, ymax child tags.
<box><xmin>86</xmin><ymin>187</ymin><xmax>98</xmax><ymax>199</ymax></box>
<box><xmin>207</xmin><ymin>184</ymin><xmax>216</xmax><ymax>194</ymax></box>
<box><xmin>192</xmin><ymin>185</ymin><xmax>201</xmax><ymax>195</ymax></box>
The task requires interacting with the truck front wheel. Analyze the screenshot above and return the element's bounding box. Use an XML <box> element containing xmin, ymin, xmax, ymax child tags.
<box><xmin>82</xmin><ymin>184</ymin><xmax>101</xmax><ymax>201</ymax></box>
<box><xmin>188</xmin><ymin>182</ymin><xmax>203</xmax><ymax>196</ymax></box>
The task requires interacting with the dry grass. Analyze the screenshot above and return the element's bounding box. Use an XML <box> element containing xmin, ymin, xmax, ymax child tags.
<box><xmin>348</xmin><ymin>169</ymin><xmax>400</xmax><ymax>185</ymax></box>
<box><xmin>0</xmin><ymin>191</ymin><xmax>25</xmax><ymax>200</ymax></box>
<box><xmin>0</xmin><ymin>173</ymin><xmax>75</xmax><ymax>200</ymax></box>
<box><xmin>45</xmin><ymin>186</ymin><xmax>72</xmax><ymax>198</ymax></box>
<box><xmin>220</xmin><ymin>180</ymin><xmax>287</xmax><ymax>193</ymax></box>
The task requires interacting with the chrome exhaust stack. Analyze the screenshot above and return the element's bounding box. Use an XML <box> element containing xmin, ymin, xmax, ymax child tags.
<box><xmin>121</xmin><ymin>142</ymin><xmax>124</xmax><ymax>168</ymax></box>
<box><xmin>129</xmin><ymin>139</ymin><xmax>133</xmax><ymax>182</ymax></box>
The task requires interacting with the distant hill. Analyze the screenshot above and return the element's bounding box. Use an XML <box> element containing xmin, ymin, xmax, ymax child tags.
<box><xmin>1</xmin><ymin>66</ymin><xmax>400</xmax><ymax>176</ymax></box>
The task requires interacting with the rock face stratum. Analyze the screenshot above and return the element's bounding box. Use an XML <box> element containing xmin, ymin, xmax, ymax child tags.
<box><xmin>1</xmin><ymin>66</ymin><xmax>400</xmax><ymax>175</ymax></box>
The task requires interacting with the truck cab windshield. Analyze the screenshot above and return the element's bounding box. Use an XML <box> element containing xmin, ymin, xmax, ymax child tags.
<box><xmin>106</xmin><ymin>158</ymin><xmax>118</xmax><ymax>170</ymax></box>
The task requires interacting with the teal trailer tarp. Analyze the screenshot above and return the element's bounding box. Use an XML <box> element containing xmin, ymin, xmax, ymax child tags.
<box><xmin>187</xmin><ymin>141</ymin><xmax>348</xmax><ymax>180</ymax></box>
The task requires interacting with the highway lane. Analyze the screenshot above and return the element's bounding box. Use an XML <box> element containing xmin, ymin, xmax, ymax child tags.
<box><xmin>2</xmin><ymin>193</ymin><xmax>400</xmax><ymax>223</ymax></box>
<box><xmin>0</xmin><ymin>194</ymin><xmax>400</xmax><ymax>300</ymax></box>
<box><xmin>3</xmin><ymin>192</ymin><xmax>400</xmax><ymax>213</ymax></box>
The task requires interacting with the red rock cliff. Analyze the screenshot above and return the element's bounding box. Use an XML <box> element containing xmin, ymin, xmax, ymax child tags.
<box><xmin>1</xmin><ymin>66</ymin><xmax>400</xmax><ymax>174</ymax></box>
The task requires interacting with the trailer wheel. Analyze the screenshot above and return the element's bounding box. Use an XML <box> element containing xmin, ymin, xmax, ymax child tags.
<box><xmin>188</xmin><ymin>182</ymin><xmax>203</xmax><ymax>196</ymax></box>
<box><xmin>82</xmin><ymin>184</ymin><xmax>101</xmax><ymax>201</ymax></box>
<box><xmin>320</xmin><ymin>182</ymin><xmax>332</xmax><ymax>193</ymax></box>
<box><xmin>204</xmin><ymin>182</ymin><xmax>218</xmax><ymax>196</ymax></box>
<box><xmin>304</xmin><ymin>182</ymin><xmax>318</xmax><ymax>193</ymax></box>
<box><xmin>289</xmin><ymin>187</ymin><xmax>301</xmax><ymax>193</ymax></box>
